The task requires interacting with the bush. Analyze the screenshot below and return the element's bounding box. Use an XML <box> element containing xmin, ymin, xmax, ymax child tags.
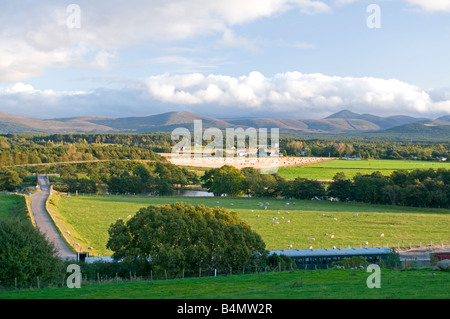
<box><xmin>0</xmin><ymin>218</ymin><xmax>64</xmax><ymax>289</ymax></box>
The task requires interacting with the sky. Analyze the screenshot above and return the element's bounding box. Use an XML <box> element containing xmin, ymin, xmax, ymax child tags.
<box><xmin>0</xmin><ymin>0</ymin><xmax>450</xmax><ymax>120</ymax></box>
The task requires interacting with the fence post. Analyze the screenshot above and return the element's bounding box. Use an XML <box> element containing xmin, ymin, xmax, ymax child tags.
<box><xmin>199</xmin><ymin>267</ymin><xmax>201</xmax><ymax>278</ymax></box>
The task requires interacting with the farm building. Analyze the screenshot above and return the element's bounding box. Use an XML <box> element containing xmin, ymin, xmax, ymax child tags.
<box><xmin>432</xmin><ymin>251</ymin><xmax>450</xmax><ymax>262</ymax></box>
<box><xmin>270</xmin><ymin>247</ymin><xmax>392</xmax><ymax>269</ymax></box>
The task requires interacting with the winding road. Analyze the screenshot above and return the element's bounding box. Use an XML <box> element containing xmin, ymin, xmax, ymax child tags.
<box><xmin>31</xmin><ymin>175</ymin><xmax>77</xmax><ymax>261</ymax></box>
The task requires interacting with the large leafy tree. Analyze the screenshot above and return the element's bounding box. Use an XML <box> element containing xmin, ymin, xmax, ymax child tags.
<box><xmin>0</xmin><ymin>218</ymin><xmax>64</xmax><ymax>288</ymax></box>
<box><xmin>201</xmin><ymin>165</ymin><xmax>246</xmax><ymax>196</ymax></box>
<box><xmin>107</xmin><ymin>203</ymin><xmax>266</xmax><ymax>276</ymax></box>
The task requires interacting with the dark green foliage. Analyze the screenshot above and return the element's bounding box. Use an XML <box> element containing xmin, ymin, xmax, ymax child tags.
<box><xmin>0</xmin><ymin>218</ymin><xmax>64</xmax><ymax>288</ymax></box>
<box><xmin>106</xmin><ymin>203</ymin><xmax>266</xmax><ymax>276</ymax></box>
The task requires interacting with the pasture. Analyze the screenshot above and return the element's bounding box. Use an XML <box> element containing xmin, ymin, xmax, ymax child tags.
<box><xmin>277</xmin><ymin>159</ymin><xmax>450</xmax><ymax>180</ymax></box>
<box><xmin>47</xmin><ymin>195</ymin><xmax>450</xmax><ymax>257</ymax></box>
<box><xmin>0</xmin><ymin>194</ymin><xmax>28</xmax><ymax>219</ymax></box>
<box><xmin>0</xmin><ymin>268</ymin><xmax>448</xmax><ymax>299</ymax></box>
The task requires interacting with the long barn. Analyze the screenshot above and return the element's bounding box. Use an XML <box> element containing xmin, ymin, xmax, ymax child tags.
<box><xmin>270</xmin><ymin>247</ymin><xmax>392</xmax><ymax>269</ymax></box>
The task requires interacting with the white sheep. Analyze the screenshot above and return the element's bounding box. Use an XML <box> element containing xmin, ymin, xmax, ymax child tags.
<box><xmin>308</xmin><ymin>246</ymin><xmax>313</xmax><ymax>250</ymax></box>
<box><xmin>324</xmin><ymin>233</ymin><xmax>328</xmax><ymax>236</ymax></box>
<box><xmin>276</xmin><ymin>211</ymin><xmax>280</xmax><ymax>214</ymax></box>
<box><xmin>287</xmin><ymin>244</ymin><xmax>293</xmax><ymax>248</ymax></box>
<box><xmin>330</xmin><ymin>234</ymin><xmax>335</xmax><ymax>239</ymax></box>
<box><xmin>365</xmin><ymin>241</ymin><xmax>369</xmax><ymax>245</ymax></box>
<box><xmin>333</xmin><ymin>218</ymin><xmax>337</xmax><ymax>221</ymax></box>
<box><xmin>274</xmin><ymin>221</ymin><xmax>279</xmax><ymax>225</ymax></box>
<box><xmin>285</xmin><ymin>220</ymin><xmax>290</xmax><ymax>223</ymax></box>
<box><xmin>332</xmin><ymin>245</ymin><xmax>337</xmax><ymax>249</ymax></box>
<box><xmin>310</xmin><ymin>238</ymin><xmax>315</xmax><ymax>241</ymax></box>
<box><xmin>380</xmin><ymin>233</ymin><xmax>384</xmax><ymax>237</ymax></box>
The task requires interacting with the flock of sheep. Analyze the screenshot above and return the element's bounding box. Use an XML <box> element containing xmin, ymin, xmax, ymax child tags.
<box><xmin>242</xmin><ymin>200</ymin><xmax>386</xmax><ymax>250</ymax></box>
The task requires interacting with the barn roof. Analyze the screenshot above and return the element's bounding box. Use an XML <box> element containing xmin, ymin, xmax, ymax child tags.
<box><xmin>269</xmin><ymin>247</ymin><xmax>391</xmax><ymax>257</ymax></box>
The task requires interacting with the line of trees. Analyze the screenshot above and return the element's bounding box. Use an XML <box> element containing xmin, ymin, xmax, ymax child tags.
<box><xmin>201</xmin><ymin>165</ymin><xmax>450</xmax><ymax>208</ymax></box>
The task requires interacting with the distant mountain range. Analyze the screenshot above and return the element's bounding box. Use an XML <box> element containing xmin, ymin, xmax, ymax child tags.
<box><xmin>1</xmin><ymin>110</ymin><xmax>449</xmax><ymax>138</ymax></box>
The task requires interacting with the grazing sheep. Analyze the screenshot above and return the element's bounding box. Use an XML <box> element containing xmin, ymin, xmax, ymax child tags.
<box><xmin>310</xmin><ymin>238</ymin><xmax>315</xmax><ymax>241</ymax></box>
<box><xmin>380</xmin><ymin>233</ymin><xmax>384</xmax><ymax>237</ymax></box>
<box><xmin>287</xmin><ymin>244</ymin><xmax>293</xmax><ymax>248</ymax></box>
<box><xmin>250</xmin><ymin>210</ymin><xmax>254</xmax><ymax>212</ymax></box>
<box><xmin>332</xmin><ymin>246</ymin><xmax>336</xmax><ymax>249</ymax></box>
<box><xmin>66</xmin><ymin>231</ymin><xmax>70</xmax><ymax>234</ymax></box>
<box><xmin>256</xmin><ymin>215</ymin><xmax>260</xmax><ymax>218</ymax></box>
<box><xmin>308</xmin><ymin>246</ymin><xmax>313</xmax><ymax>250</ymax></box>
<box><xmin>354</xmin><ymin>213</ymin><xmax>358</xmax><ymax>217</ymax></box>
<box><xmin>333</xmin><ymin>218</ymin><xmax>337</xmax><ymax>221</ymax></box>
<box><xmin>285</xmin><ymin>220</ymin><xmax>290</xmax><ymax>223</ymax></box>
<box><xmin>286</xmin><ymin>202</ymin><xmax>290</xmax><ymax>205</ymax></box>
<box><xmin>330</xmin><ymin>234</ymin><xmax>335</xmax><ymax>239</ymax></box>
<box><xmin>365</xmin><ymin>241</ymin><xmax>369</xmax><ymax>245</ymax></box>
<box><xmin>88</xmin><ymin>247</ymin><xmax>93</xmax><ymax>250</ymax></box>
<box><xmin>274</xmin><ymin>221</ymin><xmax>279</xmax><ymax>225</ymax></box>
<box><xmin>324</xmin><ymin>233</ymin><xmax>328</xmax><ymax>236</ymax></box>
<box><xmin>320</xmin><ymin>213</ymin><xmax>325</xmax><ymax>217</ymax></box>
<box><xmin>276</xmin><ymin>211</ymin><xmax>280</xmax><ymax>214</ymax></box>
<box><xmin>285</xmin><ymin>211</ymin><xmax>290</xmax><ymax>214</ymax></box>
<box><xmin>127</xmin><ymin>215</ymin><xmax>131</xmax><ymax>218</ymax></box>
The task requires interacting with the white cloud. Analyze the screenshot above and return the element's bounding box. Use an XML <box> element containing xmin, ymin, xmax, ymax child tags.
<box><xmin>139</xmin><ymin>71</ymin><xmax>450</xmax><ymax>117</ymax></box>
<box><xmin>0</xmin><ymin>0</ymin><xmax>331</xmax><ymax>82</ymax></box>
<box><xmin>404</xmin><ymin>0</ymin><xmax>450</xmax><ymax>13</ymax></box>
<box><xmin>1</xmin><ymin>72</ymin><xmax>450</xmax><ymax>119</ymax></box>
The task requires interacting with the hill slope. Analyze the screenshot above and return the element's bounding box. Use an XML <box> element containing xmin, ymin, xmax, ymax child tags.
<box><xmin>1</xmin><ymin>110</ymin><xmax>449</xmax><ymax>138</ymax></box>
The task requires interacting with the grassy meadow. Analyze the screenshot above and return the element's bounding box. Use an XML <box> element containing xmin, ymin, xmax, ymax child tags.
<box><xmin>0</xmin><ymin>194</ymin><xmax>28</xmax><ymax>219</ymax></box>
<box><xmin>277</xmin><ymin>159</ymin><xmax>449</xmax><ymax>180</ymax></box>
<box><xmin>0</xmin><ymin>268</ymin><xmax>448</xmax><ymax>299</ymax></box>
<box><xmin>47</xmin><ymin>194</ymin><xmax>450</xmax><ymax>256</ymax></box>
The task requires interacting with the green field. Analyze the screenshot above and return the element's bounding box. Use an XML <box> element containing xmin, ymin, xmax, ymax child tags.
<box><xmin>0</xmin><ymin>194</ymin><xmax>28</xmax><ymax>219</ymax></box>
<box><xmin>47</xmin><ymin>195</ymin><xmax>450</xmax><ymax>256</ymax></box>
<box><xmin>0</xmin><ymin>268</ymin><xmax>448</xmax><ymax>299</ymax></box>
<box><xmin>277</xmin><ymin>159</ymin><xmax>449</xmax><ymax>180</ymax></box>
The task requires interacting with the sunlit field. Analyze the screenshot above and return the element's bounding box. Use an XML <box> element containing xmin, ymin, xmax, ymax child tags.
<box><xmin>47</xmin><ymin>194</ymin><xmax>450</xmax><ymax>256</ymax></box>
<box><xmin>277</xmin><ymin>159</ymin><xmax>449</xmax><ymax>180</ymax></box>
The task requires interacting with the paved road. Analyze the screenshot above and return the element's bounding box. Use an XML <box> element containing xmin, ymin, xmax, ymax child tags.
<box><xmin>31</xmin><ymin>175</ymin><xmax>77</xmax><ymax>261</ymax></box>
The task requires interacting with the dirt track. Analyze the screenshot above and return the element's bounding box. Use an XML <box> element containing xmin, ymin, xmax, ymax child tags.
<box><xmin>31</xmin><ymin>175</ymin><xmax>77</xmax><ymax>261</ymax></box>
